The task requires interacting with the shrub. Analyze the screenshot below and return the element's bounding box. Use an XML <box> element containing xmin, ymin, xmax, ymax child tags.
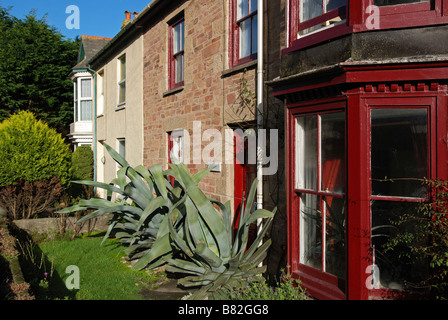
<box><xmin>0</xmin><ymin>111</ymin><xmax>71</xmax><ymax>187</ymax></box>
<box><xmin>225</xmin><ymin>270</ymin><xmax>307</xmax><ymax>300</ymax></box>
<box><xmin>0</xmin><ymin>177</ymin><xmax>64</xmax><ymax>220</ymax></box>
<box><xmin>69</xmin><ymin>145</ymin><xmax>94</xmax><ymax>199</ymax></box>
<box><xmin>71</xmin><ymin>146</ymin><xmax>94</xmax><ymax>181</ymax></box>
<box><xmin>385</xmin><ymin>179</ymin><xmax>448</xmax><ymax>299</ymax></box>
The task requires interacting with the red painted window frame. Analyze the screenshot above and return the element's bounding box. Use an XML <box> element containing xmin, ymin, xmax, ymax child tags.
<box><xmin>287</xmin><ymin>98</ymin><xmax>347</xmax><ymax>300</ymax></box>
<box><xmin>345</xmin><ymin>86</ymin><xmax>448</xmax><ymax>300</ymax></box>
<box><xmin>286</xmin><ymin>84</ymin><xmax>448</xmax><ymax>300</ymax></box>
<box><xmin>286</xmin><ymin>0</ymin><xmax>448</xmax><ymax>53</ymax></box>
<box><xmin>229</xmin><ymin>0</ymin><xmax>258</xmax><ymax>68</ymax></box>
<box><xmin>168</xmin><ymin>16</ymin><xmax>185</xmax><ymax>90</ymax></box>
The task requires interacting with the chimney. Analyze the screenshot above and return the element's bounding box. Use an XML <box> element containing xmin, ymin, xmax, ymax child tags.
<box><xmin>121</xmin><ymin>11</ymin><xmax>132</xmax><ymax>29</ymax></box>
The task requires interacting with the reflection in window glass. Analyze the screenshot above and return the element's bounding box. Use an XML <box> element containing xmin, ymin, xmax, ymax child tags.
<box><xmin>300</xmin><ymin>193</ymin><xmax>322</xmax><ymax>271</ymax></box>
<box><xmin>324</xmin><ymin>196</ymin><xmax>345</xmax><ymax>278</ymax></box>
<box><xmin>371</xmin><ymin>201</ymin><xmax>428</xmax><ymax>290</ymax></box>
<box><xmin>321</xmin><ymin>112</ymin><xmax>345</xmax><ymax>194</ymax></box>
<box><xmin>299</xmin><ymin>0</ymin><xmax>346</xmax><ymax>35</ymax></box>
<box><xmin>326</xmin><ymin>0</ymin><xmax>346</xmax><ymax>11</ymax></box>
<box><xmin>295</xmin><ymin>115</ymin><xmax>318</xmax><ymax>191</ymax></box>
<box><xmin>371</xmin><ymin>109</ymin><xmax>428</xmax><ymax>198</ymax></box>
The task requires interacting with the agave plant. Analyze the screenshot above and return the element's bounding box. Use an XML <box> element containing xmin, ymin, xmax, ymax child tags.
<box><xmin>58</xmin><ymin>144</ymin><xmax>275</xmax><ymax>299</ymax></box>
<box><xmin>152</xmin><ymin>161</ymin><xmax>276</xmax><ymax>300</ymax></box>
<box><xmin>56</xmin><ymin>143</ymin><xmax>209</xmax><ymax>268</ymax></box>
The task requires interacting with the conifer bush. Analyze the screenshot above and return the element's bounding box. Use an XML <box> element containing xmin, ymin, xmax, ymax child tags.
<box><xmin>0</xmin><ymin>111</ymin><xmax>71</xmax><ymax>219</ymax></box>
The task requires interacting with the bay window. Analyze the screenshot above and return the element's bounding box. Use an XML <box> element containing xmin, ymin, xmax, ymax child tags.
<box><xmin>287</xmin><ymin>0</ymin><xmax>448</xmax><ymax>52</ymax></box>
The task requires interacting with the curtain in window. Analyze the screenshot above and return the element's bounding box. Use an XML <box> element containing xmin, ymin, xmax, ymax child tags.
<box><xmin>80</xmin><ymin>100</ymin><xmax>92</xmax><ymax>121</ymax></box>
<box><xmin>80</xmin><ymin>79</ymin><xmax>91</xmax><ymax>98</ymax></box>
<box><xmin>296</xmin><ymin>116</ymin><xmax>321</xmax><ymax>270</ymax></box>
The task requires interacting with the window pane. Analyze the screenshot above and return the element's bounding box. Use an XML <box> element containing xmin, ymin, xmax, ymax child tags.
<box><xmin>120</xmin><ymin>56</ymin><xmax>126</xmax><ymax>81</ymax></box>
<box><xmin>239</xmin><ymin>19</ymin><xmax>251</xmax><ymax>58</ymax></box>
<box><xmin>180</xmin><ymin>21</ymin><xmax>184</xmax><ymax>51</ymax></box>
<box><xmin>324</xmin><ymin>196</ymin><xmax>345</xmax><ymax>278</ymax></box>
<box><xmin>119</xmin><ymin>82</ymin><xmax>126</xmax><ymax>104</ymax></box>
<box><xmin>170</xmin><ymin>131</ymin><xmax>184</xmax><ymax>164</ymax></box>
<box><xmin>301</xmin><ymin>0</ymin><xmax>323</xmax><ymax>22</ymax></box>
<box><xmin>251</xmin><ymin>15</ymin><xmax>258</xmax><ymax>55</ymax></box>
<box><xmin>80</xmin><ymin>78</ymin><xmax>91</xmax><ymax>98</ymax></box>
<box><xmin>175</xmin><ymin>53</ymin><xmax>184</xmax><ymax>83</ymax></box>
<box><xmin>326</xmin><ymin>0</ymin><xmax>346</xmax><ymax>11</ymax></box>
<box><xmin>173</xmin><ymin>23</ymin><xmax>183</xmax><ymax>54</ymax></box>
<box><xmin>371</xmin><ymin>109</ymin><xmax>428</xmax><ymax>198</ymax></box>
<box><xmin>118</xmin><ymin>139</ymin><xmax>126</xmax><ymax>160</ymax></box>
<box><xmin>237</xmin><ymin>0</ymin><xmax>249</xmax><ymax>19</ymax></box>
<box><xmin>80</xmin><ymin>100</ymin><xmax>92</xmax><ymax>121</ymax></box>
<box><xmin>371</xmin><ymin>201</ymin><xmax>428</xmax><ymax>290</ymax></box>
<box><xmin>374</xmin><ymin>0</ymin><xmax>429</xmax><ymax>6</ymax></box>
<box><xmin>250</xmin><ymin>0</ymin><xmax>257</xmax><ymax>13</ymax></box>
<box><xmin>321</xmin><ymin>112</ymin><xmax>345</xmax><ymax>193</ymax></box>
<box><xmin>74</xmin><ymin>101</ymin><xmax>78</xmax><ymax>122</ymax></box>
<box><xmin>300</xmin><ymin>193</ymin><xmax>322</xmax><ymax>271</ymax></box>
<box><xmin>295</xmin><ymin>115</ymin><xmax>318</xmax><ymax>190</ymax></box>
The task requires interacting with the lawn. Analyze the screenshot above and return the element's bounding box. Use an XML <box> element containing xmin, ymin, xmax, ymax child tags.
<box><xmin>26</xmin><ymin>233</ymin><xmax>166</xmax><ymax>300</ymax></box>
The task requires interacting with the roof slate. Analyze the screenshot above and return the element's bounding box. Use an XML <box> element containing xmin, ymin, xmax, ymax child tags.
<box><xmin>72</xmin><ymin>35</ymin><xmax>111</xmax><ymax>71</ymax></box>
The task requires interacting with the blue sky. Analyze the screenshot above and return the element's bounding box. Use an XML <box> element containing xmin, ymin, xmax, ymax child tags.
<box><xmin>0</xmin><ymin>0</ymin><xmax>153</xmax><ymax>40</ymax></box>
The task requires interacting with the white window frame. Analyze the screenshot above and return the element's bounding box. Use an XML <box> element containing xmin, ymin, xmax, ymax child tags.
<box><xmin>117</xmin><ymin>138</ymin><xmax>126</xmax><ymax>169</ymax></box>
<box><xmin>97</xmin><ymin>70</ymin><xmax>105</xmax><ymax>116</ymax></box>
<box><xmin>75</xmin><ymin>76</ymin><xmax>93</xmax><ymax>122</ymax></box>
<box><xmin>117</xmin><ymin>54</ymin><xmax>126</xmax><ymax>108</ymax></box>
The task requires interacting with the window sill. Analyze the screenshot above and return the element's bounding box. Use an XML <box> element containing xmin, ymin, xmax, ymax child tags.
<box><xmin>163</xmin><ymin>85</ymin><xmax>184</xmax><ymax>97</ymax></box>
<box><xmin>284</xmin><ymin>24</ymin><xmax>352</xmax><ymax>55</ymax></box>
<box><xmin>222</xmin><ymin>60</ymin><xmax>257</xmax><ymax>78</ymax></box>
<box><xmin>115</xmin><ymin>103</ymin><xmax>126</xmax><ymax>111</ymax></box>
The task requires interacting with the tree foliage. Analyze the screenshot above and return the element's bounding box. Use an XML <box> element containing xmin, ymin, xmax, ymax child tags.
<box><xmin>0</xmin><ymin>111</ymin><xmax>71</xmax><ymax>187</ymax></box>
<box><xmin>71</xmin><ymin>145</ymin><xmax>94</xmax><ymax>181</ymax></box>
<box><xmin>0</xmin><ymin>6</ymin><xmax>79</xmax><ymax>137</ymax></box>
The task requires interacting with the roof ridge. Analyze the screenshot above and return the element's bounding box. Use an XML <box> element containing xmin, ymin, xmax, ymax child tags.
<box><xmin>81</xmin><ymin>35</ymin><xmax>112</xmax><ymax>41</ymax></box>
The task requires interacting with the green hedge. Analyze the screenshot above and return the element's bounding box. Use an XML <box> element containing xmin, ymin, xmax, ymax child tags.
<box><xmin>0</xmin><ymin>111</ymin><xmax>71</xmax><ymax>186</ymax></box>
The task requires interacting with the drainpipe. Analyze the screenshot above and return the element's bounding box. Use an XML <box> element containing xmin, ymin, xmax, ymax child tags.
<box><xmin>87</xmin><ymin>66</ymin><xmax>98</xmax><ymax>186</ymax></box>
<box><xmin>256</xmin><ymin>0</ymin><xmax>263</xmax><ymax>212</ymax></box>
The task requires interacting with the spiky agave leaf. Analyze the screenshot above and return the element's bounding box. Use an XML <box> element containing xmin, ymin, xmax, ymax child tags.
<box><xmin>158</xmin><ymin>163</ymin><xmax>276</xmax><ymax>300</ymax></box>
